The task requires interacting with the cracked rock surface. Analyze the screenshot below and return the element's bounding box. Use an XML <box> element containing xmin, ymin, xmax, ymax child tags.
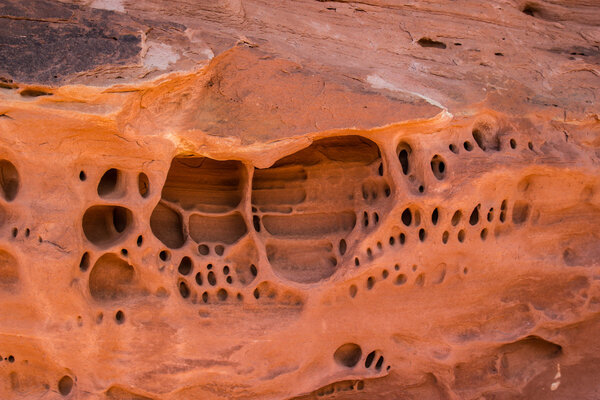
<box><xmin>0</xmin><ymin>0</ymin><xmax>599</xmax><ymax>399</ymax></box>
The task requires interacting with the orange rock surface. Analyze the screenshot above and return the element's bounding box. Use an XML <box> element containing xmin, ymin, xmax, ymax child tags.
<box><xmin>0</xmin><ymin>0</ymin><xmax>599</xmax><ymax>399</ymax></box>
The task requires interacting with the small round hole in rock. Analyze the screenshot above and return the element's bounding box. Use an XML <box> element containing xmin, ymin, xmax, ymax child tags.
<box><xmin>430</xmin><ymin>155</ymin><xmax>446</xmax><ymax>180</ymax></box>
<box><xmin>464</xmin><ymin>141</ymin><xmax>473</xmax><ymax>151</ymax></box>
<box><xmin>528</xmin><ymin>142</ymin><xmax>534</xmax><ymax>150</ymax></box>
<box><xmin>253</xmin><ymin>288</ymin><xmax>260</xmax><ymax>299</ymax></box>
<box><xmin>418</xmin><ymin>229</ymin><xmax>426</xmax><ymax>241</ymax></box>
<box><xmin>136</xmin><ymin>235</ymin><xmax>143</xmax><ymax>247</ymax></box>
<box><xmin>394</xmin><ymin>264</ymin><xmax>399</xmax><ymax>271</ymax></box>
<box><xmin>120</xmin><ymin>248</ymin><xmax>128</xmax><ymax>256</ymax></box>
<box><xmin>510</xmin><ymin>139</ymin><xmax>517</xmax><ymax>149</ymax></box>
<box><xmin>58</xmin><ymin>375</ymin><xmax>74</xmax><ymax>396</ymax></box>
<box><xmin>399</xmin><ymin>233</ymin><xmax>406</xmax><ymax>245</ymax></box>
<box><xmin>159</xmin><ymin>250</ymin><xmax>170</xmax><ymax>261</ymax></box>
<box><xmin>198</xmin><ymin>244</ymin><xmax>209</xmax><ymax>255</ymax></box>
<box><xmin>354</xmin><ymin>257</ymin><xmax>360</xmax><ymax>266</ymax></box>
<box><xmin>480</xmin><ymin>228</ymin><xmax>488</xmax><ymax>240</ymax></box>
<box><xmin>138</xmin><ymin>173</ymin><xmax>149</xmax><ymax>198</ymax></box>
<box><xmin>449</xmin><ymin>144</ymin><xmax>458</xmax><ymax>154</ymax></box>
<box><xmin>458</xmin><ymin>230</ymin><xmax>466</xmax><ymax>242</ymax></box>
<box><xmin>375</xmin><ymin>356</ymin><xmax>384</xmax><ymax>370</ymax></box>
<box><xmin>389</xmin><ymin>236</ymin><xmax>395</xmax><ymax>246</ymax></box>
<box><xmin>418</xmin><ymin>185</ymin><xmax>424</xmax><ymax>193</ymax></box>
<box><xmin>226</xmin><ymin>276</ymin><xmax>233</xmax><ymax>284</ymax></box>
<box><xmin>349</xmin><ymin>284</ymin><xmax>357</xmax><ymax>298</ymax></box>
<box><xmin>215</xmin><ymin>245</ymin><xmax>224</xmax><ymax>256</ymax></box>
<box><xmin>442</xmin><ymin>231</ymin><xmax>449</xmax><ymax>244</ymax></box>
<box><xmin>195</xmin><ymin>272</ymin><xmax>203</xmax><ymax>285</ymax></box>
<box><xmin>469</xmin><ymin>205</ymin><xmax>480</xmax><ymax>225</ymax></box>
<box><xmin>339</xmin><ymin>239</ymin><xmax>347</xmax><ymax>255</ymax></box>
<box><xmin>208</xmin><ymin>271</ymin><xmax>217</xmax><ymax>286</ymax></box>
<box><xmin>202</xmin><ymin>292</ymin><xmax>209</xmax><ymax>303</ymax></box>
<box><xmin>217</xmin><ymin>288</ymin><xmax>228</xmax><ymax>301</ymax></box>
<box><xmin>223</xmin><ymin>265</ymin><xmax>230</xmax><ymax>275</ymax></box>
<box><xmin>178</xmin><ymin>257</ymin><xmax>193</xmax><ymax>275</ymax></box>
<box><xmin>384</xmin><ymin>184</ymin><xmax>391</xmax><ymax>197</ymax></box>
<box><xmin>431</xmin><ymin>208</ymin><xmax>439</xmax><ymax>225</ymax></box>
<box><xmin>179</xmin><ymin>281</ymin><xmax>190</xmax><ymax>298</ymax></box>
<box><xmin>366</xmin><ymin>276</ymin><xmax>375</xmax><ymax>290</ymax></box>
<box><xmin>11</xmin><ymin>228</ymin><xmax>17</xmax><ymax>238</ymax></box>
<box><xmin>79</xmin><ymin>171</ymin><xmax>87</xmax><ymax>181</ymax></box>
<box><xmin>365</xmin><ymin>351</ymin><xmax>376</xmax><ymax>368</ymax></box>
<box><xmin>79</xmin><ymin>252</ymin><xmax>90</xmax><ymax>272</ymax></box>
<box><xmin>382</xmin><ymin>269</ymin><xmax>389</xmax><ymax>279</ymax></box>
<box><xmin>451</xmin><ymin>210</ymin><xmax>462</xmax><ymax>226</ymax></box>
<box><xmin>333</xmin><ymin>343</ymin><xmax>362</xmax><ymax>368</ymax></box>
<box><xmin>250</xmin><ymin>264</ymin><xmax>258</xmax><ymax>276</ymax></box>
<box><xmin>401</xmin><ymin>208</ymin><xmax>412</xmax><ymax>226</ymax></box>
<box><xmin>115</xmin><ymin>310</ymin><xmax>124</xmax><ymax>324</ymax></box>
<box><xmin>395</xmin><ymin>274</ymin><xmax>407</xmax><ymax>285</ymax></box>
<box><xmin>398</xmin><ymin>149</ymin><xmax>410</xmax><ymax>175</ymax></box>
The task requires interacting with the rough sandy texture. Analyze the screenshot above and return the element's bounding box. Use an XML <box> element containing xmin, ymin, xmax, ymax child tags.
<box><xmin>0</xmin><ymin>0</ymin><xmax>599</xmax><ymax>399</ymax></box>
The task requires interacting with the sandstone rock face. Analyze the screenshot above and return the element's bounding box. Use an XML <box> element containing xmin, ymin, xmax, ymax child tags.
<box><xmin>0</xmin><ymin>0</ymin><xmax>599</xmax><ymax>399</ymax></box>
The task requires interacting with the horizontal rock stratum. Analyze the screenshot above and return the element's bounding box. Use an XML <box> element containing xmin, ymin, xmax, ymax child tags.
<box><xmin>0</xmin><ymin>0</ymin><xmax>599</xmax><ymax>399</ymax></box>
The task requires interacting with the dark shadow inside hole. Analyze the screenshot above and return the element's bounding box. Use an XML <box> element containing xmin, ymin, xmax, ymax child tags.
<box><xmin>97</xmin><ymin>168</ymin><xmax>120</xmax><ymax>197</ymax></box>
<box><xmin>431</xmin><ymin>208</ymin><xmax>439</xmax><ymax>225</ymax></box>
<box><xmin>365</xmin><ymin>351</ymin><xmax>376</xmax><ymax>368</ymax></box>
<box><xmin>79</xmin><ymin>252</ymin><xmax>90</xmax><ymax>272</ymax></box>
<box><xmin>469</xmin><ymin>205</ymin><xmax>480</xmax><ymax>225</ymax></box>
<box><xmin>417</xmin><ymin>37</ymin><xmax>446</xmax><ymax>49</ymax></box>
<box><xmin>178</xmin><ymin>257</ymin><xmax>192</xmax><ymax>275</ymax></box>
<box><xmin>401</xmin><ymin>208</ymin><xmax>412</xmax><ymax>226</ymax></box>
<box><xmin>179</xmin><ymin>281</ymin><xmax>190</xmax><ymax>298</ymax></box>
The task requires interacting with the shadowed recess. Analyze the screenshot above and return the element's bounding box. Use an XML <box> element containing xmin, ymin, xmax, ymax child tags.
<box><xmin>0</xmin><ymin>160</ymin><xmax>19</xmax><ymax>201</ymax></box>
<box><xmin>82</xmin><ymin>206</ymin><xmax>133</xmax><ymax>247</ymax></box>
<box><xmin>89</xmin><ymin>253</ymin><xmax>141</xmax><ymax>302</ymax></box>
<box><xmin>334</xmin><ymin>343</ymin><xmax>362</xmax><ymax>368</ymax></box>
<box><xmin>150</xmin><ymin>201</ymin><xmax>185</xmax><ymax>249</ymax></box>
<box><xmin>161</xmin><ymin>156</ymin><xmax>245</xmax><ymax>213</ymax></box>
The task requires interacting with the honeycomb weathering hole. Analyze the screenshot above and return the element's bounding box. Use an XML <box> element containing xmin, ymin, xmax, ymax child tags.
<box><xmin>88</xmin><ymin>253</ymin><xmax>140</xmax><ymax>302</ymax></box>
<box><xmin>334</xmin><ymin>343</ymin><xmax>362</xmax><ymax>368</ymax></box>
<box><xmin>138</xmin><ymin>172</ymin><xmax>150</xmax><ymax>198</ymax></box>
<box><xmin>150</xmin><ymin>201</ymin><xmax>185</xmax><ymax>249</ymax></box>
<box><xmin>161</xmin><ymin>156</ymin><xmax>244</xmax><ymax>212</ymax></box>
<box><xmin>82</xmin><ymin>206</ymin><xmax>133</xmax><ymax>247</ymax></box>
<box><xmin>0</xmin><ymin>160</ymin><xmax>19</xmax><ymax>201</ymax></box>
<box><xmin>97</xmin><ymin>168</ymin><xmax>123</xmax><ymax>198</ymax></box>
<box><xmin>58</xmin><ymin>375</ymin><xmax>74</xmax><ymax>396</ymax></box>
<box><xmin>254</xmin><ymin>135</ymin><xmax>388</xmax><ymax>284</ymax></box>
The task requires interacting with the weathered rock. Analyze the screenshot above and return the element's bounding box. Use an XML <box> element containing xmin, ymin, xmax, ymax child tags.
<box><xmin>0</xmin><ymin>0</ymin><xmax>599</xmax><ymax>399</ymax></box>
